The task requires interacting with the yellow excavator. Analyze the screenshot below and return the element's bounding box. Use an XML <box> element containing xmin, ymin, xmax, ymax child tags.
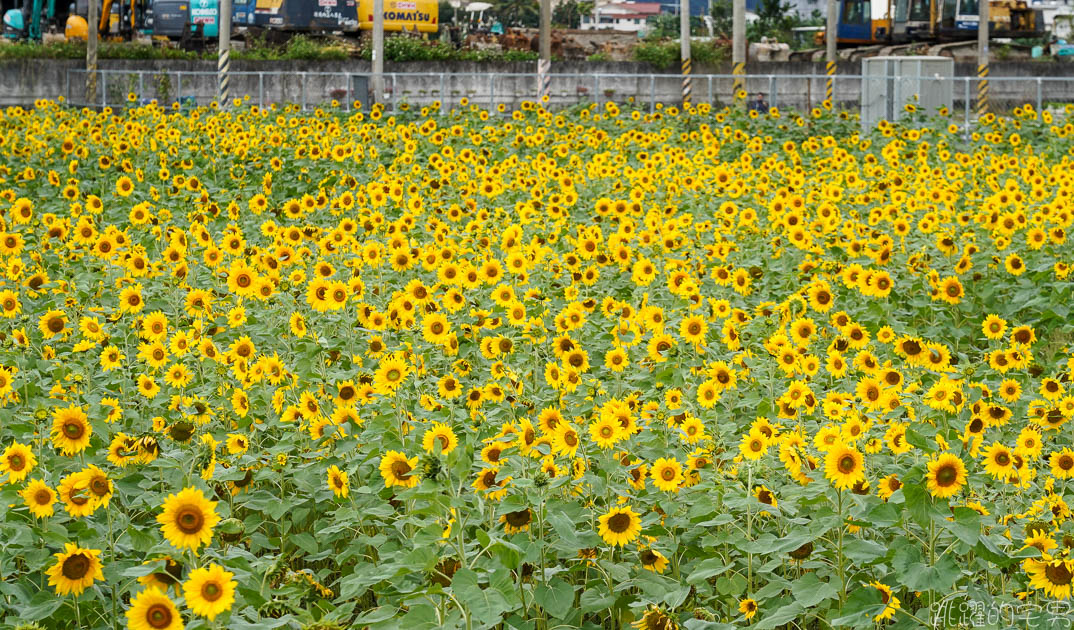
<box><xmin>97</xmin><ymin>0</ymin><xmax>144</xmax><ymax>39</ymax></box>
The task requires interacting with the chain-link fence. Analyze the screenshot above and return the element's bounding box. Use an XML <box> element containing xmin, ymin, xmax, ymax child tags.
<box><xmin>64</xmin><ymin>68</ymin><xmax>1074</xmax><ymax>121</ymax></box>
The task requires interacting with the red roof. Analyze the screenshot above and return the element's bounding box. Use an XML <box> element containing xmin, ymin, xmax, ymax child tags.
<box><xmin>600</xmin><ymin>1</ymin><xmax>661</xmax><ymax>13</ymax></box>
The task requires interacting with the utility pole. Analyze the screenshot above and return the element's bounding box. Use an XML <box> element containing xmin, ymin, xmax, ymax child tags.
<box><xmin>732</xmin><ymin>0</ymin><xmax>744</xmax><ymax>103</ymax></box>
<box><xmin>977</xmin><ymin>0</ymin><xmax>989</xmax><ymax>116</ymax></box>
<box><xmin>681</xmin><ymin>0</ymin><xmax>691</xmax><ymax>107</ymax></box>
<box><xmin>218</xmin><ymin>0</ymin><xmax>232</xmax><ymax>107</ymax></box>
<box><xmin>87</xmin><ymin>0</ymin><xmax>97</xmax><ymax>105</ymax></box>
<box><xmin>372</xmin><ymin>0</ymin><xmax>384</xmax><ymax>104</ymax></box>
<box><xmin>825</xmin><ymin>0</ymin><xmax>836</xmax><ymax>105</ymax></box>
<box><xmin>538</xmin><ymin>0</ymin><xmax>551</xmax><ymax>103</ymax></box>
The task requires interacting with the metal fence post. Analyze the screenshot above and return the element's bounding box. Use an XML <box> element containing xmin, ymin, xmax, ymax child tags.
<box><xmin>1037</xmin><ymin>77</ymin><xmax>1042</xmax><ymax>113</ymax></box>
<box><xmin>707</xmin><ymin>75</ymin><xmax>712</xmax><ymax>105</ymax></box>
<box><xmin>391</xmin><ymin>73</ymin><xmax>397</xmax><ymax>113</ymax></box>
<box><xmin>259</xmin><ymin>73</ymin><xmax>264</xmax><ymax>109</ymax></box>
<box><xmin>768</xmin><ymin>75</ymin><xmax>775</xmax><ymax>110</ymax></box>
<box><xmin>138</xmin><ymin>72</ymin><xmax>144</xmax><ymax>103</ymax></box>
<box><xmin>489</xmin><ymin>73</ymin><xmax>495</xmax><ymax>110</ymax></box>
<box><xmin>649</xmin><ymin>74</ymin><xmax>655</xmax><ymax>113</ymax></box>
<box><xmin>964</xmin><ymin>77</ymin><xmax>970</xmax><ymax>132</ymax></box>
<box><xmin>440</xmin><ymin>73</ymin><xmax>446</xmax><ymax>104</ymax></box>
<box><xmin>301</xmin><ymin>72</ymin><xmax>307</xmax><ymax>110</ymax></box>
<box><xmin>101</xmin><ymin>71</ymin><xmax>107</xmax><ymax>107</ymax></box>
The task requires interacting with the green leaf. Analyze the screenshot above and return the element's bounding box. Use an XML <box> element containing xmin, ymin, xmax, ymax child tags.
<box><xmin>534</xmin><ymin>578</ymin><xmax>574</xmax><ymax>619</ymax></box>
<box><xmin>290</xmin><ymin>532</ymin><xmax>319</xmax><ymax>556</ymax></box>
<box><xmin>452</xmin><ymin>568</ymin><xmax>511</xmax><ymax>628</ymax></box>
<box><xmin>790</xmin><ymin>572</ymin><xmax>838</xmax><ymax>608</ymax></box>
<box><xmin>753</xmin><ymin>601</ymin><xmax>805</xmax><ymax>629</ymax></box>
<box><xmin>686</xmin><ymin>557</ymin><xmax>731</xmax><ymax>585</ymax></box>
<box><xmin>940</xmin><ymin>507</ymin><xmax>981</xmax><ymax>546</ymax></box>
<box><xmin>579</xmin><ymin>588</ymin><xmax>615</xmax><ymax>614</ymax></box>
<box><xmin>830</xmin><ymin>587</ymin><xmax>885</xmax><ymax>628</ymax></box>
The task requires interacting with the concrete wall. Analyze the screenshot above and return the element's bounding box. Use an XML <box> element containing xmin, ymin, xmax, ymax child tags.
<box><xmin>1</xmin><ymin>57</ymin><xmax>1071</xmax><ymax>112</ymax></box>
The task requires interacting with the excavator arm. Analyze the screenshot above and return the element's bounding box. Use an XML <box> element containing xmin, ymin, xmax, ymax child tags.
<box><xmin>98</xmin><ymin>0</ymin><xmax>113</xmax><ymax>35</ymax></box>
<box><xmin>28</xmin><ymin>0</ymin><xmax>42</xmax><ymax>39</ymax></box>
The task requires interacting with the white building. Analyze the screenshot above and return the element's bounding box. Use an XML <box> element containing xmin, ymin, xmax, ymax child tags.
<box><xmin>580</xmin><ymin>1</ymin><xmax>662</xmax><ymax>32</ymax></box>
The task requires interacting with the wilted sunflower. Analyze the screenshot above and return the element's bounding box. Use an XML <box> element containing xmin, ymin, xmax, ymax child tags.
<box><xmin>501</xmin><ymin>508</ymin><xmax>533</xmax><ymax>534</ymax></box>
<box><xmin>157</xmin><ymin>486</ymin><xmax>220</xmax><ymax>551</ymax></box>
<box><xmin>45</xmin><ymin>543</ymin><xmax>103</xmax><ymax>596</ymax></box>
<box><xmin>632</xmin><ymin>605</ymin><xmax>678</xmax><ymax>630</ymax></box>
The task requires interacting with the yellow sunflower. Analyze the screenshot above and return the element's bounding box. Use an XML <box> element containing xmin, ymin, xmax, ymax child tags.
<box><xmin>824</xmin><ymin>443</ymin><xmax>865</xmax><ymax>490</ymax></box>
<box><xmin>327</xmin><ymin>465</ymin><xmax>349</xmax><ymax>498</ymax></box>
<box><xmin>597</xmin><ymin>505</ymin><xmax>641</xmax><ymax>547</ymax></box>
<box><xmin>45</xmin><ymin>543</ymin><xmax>103</xmax><ymax>596</ymax></box>
<box><xmin>380</xmin><ymin>450</ymin><xmax>420</xmax><ymax>488</ymax></box>
<box><xmin>157</xmin><ymin>487</ymin><xmax>220</xmax><ymax>551</ymax></box>
<box><xmin>422</xmin><ymin>422</ymin><xmax>458</xmax><ymax>455</ymax></box>
<box><xmin>649</xmin><ymin>457</ymin><xmax>683</xmax><ymax>492</ymax></box>
<box><xmin>126</xmin><ymin>587</ymin><xmax>183</xmax><ymax>630</ymax></box>
<box><xmin>0</xmin><ymin>441</ymin><xmax>36</xmax><ymax>483</ymax></box>
<box><xmin>925</xmin><ymin>453</ymin><xmax>967</xmax><ymax>499</ymax></box>
<box><xmin>183</xmin><ymin>563</ymin><xmax>237</xmax><ymax>620</ymax></box>
<box><xmin>20</xmin><ymin>479</ymin><xmax>56</xmax><ymax>518</ymax></box>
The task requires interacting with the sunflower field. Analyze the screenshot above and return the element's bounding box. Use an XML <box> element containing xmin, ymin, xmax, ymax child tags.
<box><xmin>0</xmin><ymin>96</ymin><xmax>1073</xmax><ymax>630</ymax></box>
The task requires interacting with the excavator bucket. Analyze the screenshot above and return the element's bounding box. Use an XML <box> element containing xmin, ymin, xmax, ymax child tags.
<box><xmin>66</xmin><ymin>13</ymin><xmax>88</xmax><ymax>39</ymax></box>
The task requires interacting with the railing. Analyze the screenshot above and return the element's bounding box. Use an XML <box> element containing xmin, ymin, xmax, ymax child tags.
<box><xmin>63</xmin><ymin>69</ymin><xmax>1074</xmax><ymax>121</ymax></box>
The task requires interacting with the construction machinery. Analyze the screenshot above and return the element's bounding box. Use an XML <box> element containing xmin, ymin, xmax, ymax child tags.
<box><xmin>2</xmin><ymin>0</ymin><xmax>66</xmax><ymax>39</ymax></box>
<box><xmin>97</xmin><ymin>0</ymin><xmax>149</xmax><ymax>39</ymax></box>
<box><xmin>836</xmin><ymin>0</ymin><xmax>1045</xmax><ymax>44</ymax></box>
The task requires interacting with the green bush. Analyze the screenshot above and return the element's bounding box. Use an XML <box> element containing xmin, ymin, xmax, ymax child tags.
<box><xmin>0</xmin><ymin>40</ymin><xmax>201</xmax><ymax>60</ymax></box>
<box><xmin>632</xmin><ymin>38</ymin><xmax>729</xmax><ymax>69</ymax></box>
<box><xmin>632</xmin><ymin>40</ymin><xmax>678</xmax><ymax>69</ymax></box>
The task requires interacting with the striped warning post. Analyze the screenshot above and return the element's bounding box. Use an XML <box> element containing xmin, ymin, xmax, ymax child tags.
<box><xmin>218</xmin><ymin>48</ymin><xmax>230</xmax><ymax>108</ymax></box>
<box><xmin>537</xmin><ymin>58</ymin><xmax>551</xmax><ymax>103</ymax></box>
<box><xmin>825</xmin><ymin>60</ymin><xmax>835</xmax><ymax>104</ymax></box>
<box><xmin>976</xmin><ymin>63</ymin><xmax>989</xmax><ymax>116</ymax></box>
<box><xmin>681</xmin><ymin>57</ymin><xmax>692</xmax><ymax>106</ymax></box>
<box><xmin>732</xmin><ymin>62</ymin><xmax>745</xmax><ymax>103</ymax></box>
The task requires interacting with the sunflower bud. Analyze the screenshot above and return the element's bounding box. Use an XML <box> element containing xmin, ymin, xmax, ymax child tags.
<box><xmin>420</xmin><ymin>454</ymin><xmax>442</xmax><ymax>481</ymax></box>
<box><xmin>533</xmin><ymin>471</ymin><xmax>550</xmax><ymax>488</ymax></box>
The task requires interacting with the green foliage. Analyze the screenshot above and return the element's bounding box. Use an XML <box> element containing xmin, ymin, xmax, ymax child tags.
<box><xmin>552</xmin><ymin>0</ymin><xmax>594</xmax><ymax>28</ymax></box>
<box><xmin>633</xmin><ymin>39</ymin><xmax>679</xmax><ymax>69</ymax></box>
<box><xmin>492</xmin><ymin>0</ymin><xmax>539</xmax><ymax>27</ymax></box>
<box><xmin>233</xmin><ymin>34</ymin><xmax>350</xmax><ymax>60</ymax></box>
<box><xmin>633</xmin><ymin>38</ymin><xmax>728</xmax><ymax>68</ymax></box>
<box><xmin>0</xmin><ymin>40</ymin><xmax>201</xmax><ymax>60</ymax></box>
<box><xmin>353</xmin><ymin>36</ymin><xmax>537</xmax><ymax>62</ymax></box>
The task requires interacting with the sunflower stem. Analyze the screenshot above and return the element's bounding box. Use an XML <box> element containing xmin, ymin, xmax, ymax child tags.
<box><xmin>836</xmin><ymin>489</ymin><xmax>846</xmax><ymax>605</ymax></box>
<box><xmin>746</xmin><ymin>462</ymin><xmax>754</xmax><ymax>594</ymax></box>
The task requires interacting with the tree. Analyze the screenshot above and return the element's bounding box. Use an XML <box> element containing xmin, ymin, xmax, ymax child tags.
<box><xmin>552</xmin><ymin>0</ymin><xmax>594</xmax><ymax>28</ymax></box>
<box><xmin>493</xmin><ymin>0</ymin><xmax>540</xmax><ymax>27</ymax></box>
<box><xmin>709</xmin><ymin>0</ymin><xmax>732</xmax><ymax>37</ymax></box>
